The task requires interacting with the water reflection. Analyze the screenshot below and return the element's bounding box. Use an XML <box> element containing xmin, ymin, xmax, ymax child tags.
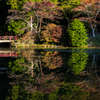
<box><xmin>76</xmin><ymin>54</ymin><xmax>100</xmax><ymax>93</ymax></box>
<box><xmin>0</xmin><ymin>48</ymin><xmax>17</xmax><ymax>57</ymax></box>
<box><xmin>0</xmin><ymin>49</ymin><xmax>100</xmax><ymax>99</ymax></box>
<box><xmin>41</xmin><ymin>51</ymin><xmax>63</xmax><ymax>69</ymax></box>
<box><xmin>68</xmin><ymin>52</ymin><xmax>88</xmax><ymax>74</ymax></box>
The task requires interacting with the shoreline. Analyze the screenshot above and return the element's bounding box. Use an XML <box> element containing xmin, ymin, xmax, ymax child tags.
<box><xmin>13</xmin><ymin>44</ymin><xmax>100</xmax><ymax>49</ymax></box>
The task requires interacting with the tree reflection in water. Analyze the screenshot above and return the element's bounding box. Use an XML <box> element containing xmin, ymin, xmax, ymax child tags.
<box><xmin>41</xmin><ymin>51</ymin><xmax>63</xmax><ymax>70</ymax></box>
<box><xmin>67</xmin><ymin>49</ymin><xmax>100</xmax><ymax>96</ymax></box>
<box><xmin>2</xmin><ymin>49</ymin><xmax>100</xmax><ymax>99</ymax></box>
<box><xmin>68</xmin><ymin>52</ymin><xmax>88</xmax><ymax>74</ymax></box>
<box><xmin>7</xmin><ymin>50</ymin><xmax>44</xmax><ymax>86</ymax></box>
<box><xmin>6</xmin><ymin>50</ymin><xmax>64</xmax><ymax>93</ymax></box>
<box><xmin>76</xmin><ymin>54</ymin><xmax>100</xmax><ymax>93</ymax></box>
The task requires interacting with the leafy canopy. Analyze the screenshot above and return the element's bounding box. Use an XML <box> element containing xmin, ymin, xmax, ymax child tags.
<box><xmin>7</xmin><ymin>1</ymin><xmax>62</xmax><ymax>36</ymax></box>
<box><xmin>7</xmin><ymin>0</ymin><xmax>42</xmax><ymax>10</ymax></box>
<box><xmin>67</xmin><ymin>19</ymin><xmax>88</xmax><ymax>47</ymax></box>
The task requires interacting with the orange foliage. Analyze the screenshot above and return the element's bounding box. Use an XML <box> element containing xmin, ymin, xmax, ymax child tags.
<box><xmin>41</xmin><ymin>51</ymin><xmax>63</xmax><ymax>69</ymax></box>
<box><xmin>41</xmin><ymin>23</ymin><xmax>66</xmax><ymax>44</ymax></box>
<box><xmin>41</xmin><ymin>24</ymin><xmax>56</xmax><ymax>43</ymax></box>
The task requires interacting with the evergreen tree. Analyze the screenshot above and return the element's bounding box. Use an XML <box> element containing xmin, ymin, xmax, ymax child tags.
<box><xmin>67</xmin><ymin>19</ymin><xmax>88</xmax><ymax>47</ymax></box>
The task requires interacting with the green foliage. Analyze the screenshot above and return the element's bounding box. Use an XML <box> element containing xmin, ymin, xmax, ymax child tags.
<box><xmin>5</xmin><ymin>85</ymin><xmax>30</xmax><ymax>100</ymax></box>
<box><xmin>5</xmin><ymin>84</ymin><xmax>45</xmax><ymax>100</ymax></box>
<box><xmin>30</xmin><ymin>92</ymin><xmax>45</xmax><ymax>100</ymax></box>
<box><xmin>49</xmin><ymin>83</ymin><xmax>89</xmax><ymax>100</ymax></box>
<box><xmin>60</xmin><ymin>0</ymin><xmax>81</xmax><ymax>10</ymax></box>
<box><xmin>8</xmin><ymin>58</ymin><xmax>28</xmax><ymax>74</ymax></box>
<box><xmin>5</xmin><ymin>83</ymin><xmax>90</xmax><ymax>100</ymax></box>
<box><xmin>7</xmin><ymin>0</ymin><xmax>58</xmax><ymax>10</ymax></box>
<box><xmin>67</xmin><ymin>19</ymin><xmax>88</xmax><ymax>47</ymax></box>
<box><xmin>59</xmin><ymin>0</ymin><xmax>81</xmax><ymax>19</ymax></box>
<box><xmin>7</xmin><ymin>0</ymin><xmax>62</xmax><ymax>37</ymax></box>
<box><xmin>58</xmin><ymin>83</ymin><xmax>89</xmax><ymax>100</ymax></box>
<box><xmin>48</xmin><ymin>90</ymin><xmax>59</xmax><ymax>100</ymax></box>
<box><xmin>50</xmin><ymin>0</ymin><xmax>58</xmax><ymax>3</ymax></box>
<box><xmin>7</xmin><ymin>0</ymin><xmax>42</xmax><ymax>10</ymax></box>
<box><xmin>7</xmin><ymin>20</ymin><xmax>26</xmax><ymax>36</ymax></box>
<box><xmin>68</xmin><ymin>52</ymin><xmax>88</xmax><ymax>74</ymax></box>
<box><xmin>6</xmin><ymin>0</ymin><xmax>42</xmax><ymax>35</ymax></box>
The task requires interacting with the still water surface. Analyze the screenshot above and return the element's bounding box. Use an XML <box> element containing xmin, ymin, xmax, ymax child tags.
<box><xmin>0</xmin><ymin>48</ymin><xmax>100</xmax><ymax>100</ymax></box>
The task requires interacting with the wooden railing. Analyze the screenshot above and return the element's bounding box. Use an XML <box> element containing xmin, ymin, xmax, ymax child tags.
<box><xmin>0</xmin><ymin>53</ymin><xmax>17</xmax><ymax>57</ymax></box>
<box><xmin>0</xmin><ymin>36</ymin><xmax>17</xmax><ymax>40</ymax></box>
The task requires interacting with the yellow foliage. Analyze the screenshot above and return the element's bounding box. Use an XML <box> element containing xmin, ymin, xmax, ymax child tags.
<box><xmin>41</xmin><ymin>23</ymin><xmax>57</xmax><ymax>43</ymax></box>
<box><xmin>41</xmin><ymin>51</ymin><xmax>62</xmax><ymax>70</ymax></box>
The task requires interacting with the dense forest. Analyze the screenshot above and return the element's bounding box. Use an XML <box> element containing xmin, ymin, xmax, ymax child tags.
<box><xmin>0</xmin><ymin>0</ymin><xmax>100</xmax><ymax>47</ymax></box>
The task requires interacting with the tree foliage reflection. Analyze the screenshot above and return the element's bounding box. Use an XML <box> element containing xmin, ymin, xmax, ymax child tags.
<box><xmin>5</xmin><ymin>83</ymin><xmax>90</xmax><ymax>100</ymax></box>
<box><xmin>8</xmin><ymin>55</ymin><xmax>43</xmax><ymax>85</ymax></box>
<box><xmin>68</xmin><ymin>51</ymin><xmax>88</xmax><ymax>74</ymax></box>
<box><xmin>41</xmin><ymin>51</ymin><xmax>63</xmax><ymax>70</ymax></box>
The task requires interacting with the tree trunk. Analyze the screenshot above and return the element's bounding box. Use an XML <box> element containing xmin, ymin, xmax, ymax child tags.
<box><xmin>92</xmin><ymin>28</ymin><xmax>95</xmax><ymax>37</ymax></box>
<box><xmin>93</xmin><ymin>55</ymin><xmax>95</xmax><ymax>64</ymax></box>
<box><xmin>31</xmin><ymin>61</ymin><xmax>33</xmax><ymax>77</ymax></box>
<box><xmin>31</xmin><ymin>16</ymin><xmax>33</xmax><ymax>32</ymax></box>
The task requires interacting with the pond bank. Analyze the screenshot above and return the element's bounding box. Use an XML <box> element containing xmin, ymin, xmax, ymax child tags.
<box><xmin>12</xmin><ymin>33</ymin><xmax>100</xmax><ymax>49</ymax></box>
<box><xmin>12</xmin><ymin>42</ymin><xmax>100</xmax><ymax>49</ymax></box>
<box><xmin>13</xmin><ymin>43</ymin><xmax>100</xmax><ymax>49</ymax></box>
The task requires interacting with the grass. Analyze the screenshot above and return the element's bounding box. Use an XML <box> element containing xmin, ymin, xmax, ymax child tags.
<box><xmin>13</xmin><ymin>40</ymin><xmax>64</xmax><ymax>49</ymax></box>
<box><xmin>13</xmin><ymin>34</ymin><xmax>100</xmax><ymax>49</ymax></box>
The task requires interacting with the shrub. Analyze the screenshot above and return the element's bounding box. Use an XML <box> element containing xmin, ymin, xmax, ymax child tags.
<box><xmin>41</xmin><ymin>23</ymin><xmax>66</xmax><ymax>44</ymax></box>
<box><xmin>67</xmin><ymin>19</ymin><xmax>88</xmax><ymax>47</ymax></box>
<box><xmin>7</xmin><ymin>20</ymin><xmax>26</xmax><ymax>36</ymax></box>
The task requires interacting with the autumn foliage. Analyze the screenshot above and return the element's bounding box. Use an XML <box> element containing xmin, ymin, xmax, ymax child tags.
<box><xmin>7</xmin><ymin>1</ymin><xmax>63</xmax><ymax>38</ymax></box>
<box><xmin>72</xmin><ymin>0</ymin><xmax>100</xmax><ymax>37</ymax></box>
<box><xmin>23</xmin><ymin>1</ymin><xmax>63</xmax><ymax>20</ymax></box>
<box><xmin>41</xmin><ymin>51</ymin><xmax>63</xmax><ymax>69</ymax></box>
<box><xmin>41</xmin><ymin>23</ymin><xmax>66</xmax><ymax>44</ymax></box>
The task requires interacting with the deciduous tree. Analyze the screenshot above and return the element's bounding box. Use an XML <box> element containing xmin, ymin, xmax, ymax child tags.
<box><xmin>72</xmin><ymin>0</ymin><xmax>100</xmax><ymax>37</ymax></box>
<box><xmin>7</xmin><ymin>1</ymin><xmax>62</xmax><ymax>39</ymax></box>
<box><xmin>41</xmin><ymin>23</ymin><xmax>66</xmax><ymax>44</ymax></box>
<box><xmin>59</xmin><ymin>0</ymin><xmax>81</xmax><ymax>27</ymax></box>
<box><xmin>7</xmin><ymin>0</ymin><xmax>42</xmax><ymax>10</ymax></box>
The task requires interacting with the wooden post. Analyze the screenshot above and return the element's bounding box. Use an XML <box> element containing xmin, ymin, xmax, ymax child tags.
<box><xmin>9</xmin><ymin>36</ymin><xmax>11</xmax><ymax>40</ymax></box>
<box><xmin>15</xmin><ymin>36</ymin><xmax>17</xmax><ymax>40</ymax></box>
<box><xmin>4</xmin><ymin>36</ymin><xmax>6</xmax><ymax>40</ymax></box>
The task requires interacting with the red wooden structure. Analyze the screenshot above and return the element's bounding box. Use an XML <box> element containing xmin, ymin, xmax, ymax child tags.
<box><xmin>0</xmin><ymin>36</ymin><xmax>17</xmax><ymax>40</ymax></box>
<box><xmin>0</xmin><ymin>53</ymin><xmax>17</xmax><ymax>57</ymax></box>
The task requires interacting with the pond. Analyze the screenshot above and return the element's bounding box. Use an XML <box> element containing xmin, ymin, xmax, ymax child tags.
<box><xmin>0</xmin><ymin>48</ymin><xmax>100</xmax><ymax>100</ymax></box>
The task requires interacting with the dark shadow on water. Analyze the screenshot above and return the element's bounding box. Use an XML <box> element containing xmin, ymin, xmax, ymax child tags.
<box><xmin>0</xmin><ymin>43</ymin><xmax>11</xmax><ymax>48</ymax></box>
<box><xmin>0</xmin><ymin>57</ymin><xmax>12</xmax><ymax>100</ymax></box>
<box><xmin>0</xmin><ymin>73</ymin><xmax>10</xmax><ymax>100</ymax></box>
